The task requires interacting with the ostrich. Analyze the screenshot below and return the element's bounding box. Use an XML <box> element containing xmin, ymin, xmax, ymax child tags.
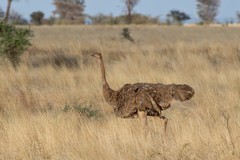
<box><xmin>91</xmin><ymin>52</ymin><xmax>195</xmax><ymax>131</ymax></box>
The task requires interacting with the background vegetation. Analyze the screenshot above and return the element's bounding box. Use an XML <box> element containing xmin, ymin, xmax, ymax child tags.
<box><xmin>1</xmin><ymin>0</ymin><xmax>237</xmax><ymax>25</ymax></box>
<box><xmin>0</xmin><ymin>21</ymin><xmax>32</xmax><ymax>69</ymax></box>
<box><xmin>0</xmin><ymin>25</ymin><xmax>240</xmax><ymax>159</ymax></box>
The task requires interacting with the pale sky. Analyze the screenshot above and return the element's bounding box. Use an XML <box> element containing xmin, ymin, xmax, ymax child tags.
<box><xmin>1</xmin><ymin>0</ymin><xmax>240</xmax><ymax>22</ymax></box>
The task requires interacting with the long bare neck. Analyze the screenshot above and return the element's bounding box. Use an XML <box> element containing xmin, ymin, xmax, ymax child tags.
<box><xmin>99</xmin><ymin>56</ymin><xmax>108</xmax><ymax>86</ymax></box>
<box><xmin>99</xmin><ymin>56</ymin><xmax>118</xmax><ymax>105</ymax></box>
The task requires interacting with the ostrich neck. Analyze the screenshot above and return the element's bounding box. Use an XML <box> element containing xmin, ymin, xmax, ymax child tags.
<box><xmin>99</xmin><ymin>57</ymin><xmax>118</xmax><ymax>106</ymax></box>
<box><xmin>100</xmin><ymin>57</ymin><xmax>108</xmax><ymax>86</ymax></box>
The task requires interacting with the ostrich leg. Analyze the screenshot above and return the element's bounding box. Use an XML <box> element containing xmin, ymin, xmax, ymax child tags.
<box><xmin>138</xmin><ymin>110</ymin><xmax>148</xmax><ymax>136</ymax></box>
<box><xmin>148</xmin><ymin>94</ymin><xmax>168</xmax><ymax>132</ymax></box>
<box><xmin>159</xmin><ymin>115</ymin><xmax>168</xmax><ymax>132</ymax></box>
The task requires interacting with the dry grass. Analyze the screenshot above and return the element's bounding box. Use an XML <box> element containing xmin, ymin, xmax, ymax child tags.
<box><xmin>0</xmin><ymin>25</ymin><xmax>240</xmax><ymax>160</ymax></box>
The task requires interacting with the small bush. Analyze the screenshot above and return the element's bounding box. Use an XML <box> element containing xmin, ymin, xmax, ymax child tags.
<box><xmin>63</xmin><ymin>104</ymin><xmax>102</xmax><ymax>119</ymax></box>
<box><xmin>121</xmin><ymin>28</ymin><xmax>135</xmax><ymax>43</ymax></box>
<box><xmin>0</xmin><ymin>21</ymin><xmax>33</xmax><ymax>69</ymax></box>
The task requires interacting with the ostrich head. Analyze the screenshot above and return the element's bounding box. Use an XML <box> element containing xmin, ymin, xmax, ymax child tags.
<box><xmin>172</xmin><ymin>84</ymin><xmax>195</xmax><ymax>101</ymax></box>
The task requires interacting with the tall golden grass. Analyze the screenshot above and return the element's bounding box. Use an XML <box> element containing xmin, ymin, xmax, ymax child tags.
<box><xmin>0</xmin><ymin>25</ymin><xmax>240</xmax><ymax>159</ymax></box>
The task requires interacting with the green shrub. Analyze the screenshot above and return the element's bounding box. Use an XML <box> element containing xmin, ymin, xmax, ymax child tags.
<box><xmin>63</xmin><ymin>104</ymin><xmax>102</xmax><ymax>119</ymax></box>
<box><xmin>0</xmin><ymin>21</ymin><xmax>33</xmax><ymax>69</ymax></box>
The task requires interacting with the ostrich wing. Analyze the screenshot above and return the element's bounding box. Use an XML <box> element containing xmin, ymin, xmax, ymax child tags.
<box><xmin>114</xmin><ymin>83</ymin><xmax>173</xmax><ymax>118</ymax></box>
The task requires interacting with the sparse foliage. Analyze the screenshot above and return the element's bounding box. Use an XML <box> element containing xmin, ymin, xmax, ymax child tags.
<box><xmin>166</xmin><ymin>10</ymin><xmax>190</xmax><ymax>25</ymax></box>
<box><xmin>90</xmin><ymin>14</ymin><xmax>118</xmax><ymax>25</ymax></box>
<box><xmin>121</xmin><ymin>27</ymin><xmax>135</xmax><ymax>43</ymax></box>
<box><xmin>90</xmin><ymin>13</ymin><xmax>159</xmax><ymax>25</ymax></box>
<box><xmin>196</xmin><ymin>0</ymin><xmax>220</xmax><ymax>24</ymax></box>
<box><xmin>53</xmin><ymin>0</ymin><xmax>85</xmax><ymax>24</ymax></box>
<box><xmin>0</xmin><ymin>22</ymin><xmax>33</xmax><ymax>69</ymax></box>
<box><xmin>126</xmin><ymin>13</ymin><xmax>159</xmax><ymax>24</ymax></box>
<box><xmin>30</xmin><ymin>11</ymin><xmax>44</xmax><ymax>25</ymax></box>
<box><xmin>123</xmin><ymin>0</ymin><xmax>140</xmax><ymax>24</ymax></box>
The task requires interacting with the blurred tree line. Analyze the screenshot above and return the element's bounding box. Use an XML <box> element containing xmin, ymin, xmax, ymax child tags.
<box><xmin>1</xmin><ymin>0</ymin><xmax>240</xmax><ymax>25</ymax></box>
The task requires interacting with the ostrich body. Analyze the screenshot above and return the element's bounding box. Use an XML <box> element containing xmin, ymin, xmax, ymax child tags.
<box><xmin>92</xmin><ymin>52</ymin><xmax>195</xmax><ymax>131</ymax></box>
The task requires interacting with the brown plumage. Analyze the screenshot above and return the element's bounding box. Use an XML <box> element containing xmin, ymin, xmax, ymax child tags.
<box><xmin>92</xmin><ymin>52</ymin><xmax>195</xmax><ymax>131</ymax></box>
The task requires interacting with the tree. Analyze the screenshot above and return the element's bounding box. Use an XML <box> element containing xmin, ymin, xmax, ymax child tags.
<box><xmin>30</xmin><ymin>11</ymin><xmax>44</xmax><ymax>25</ymax></box>
<box><xmin>196</xmin><ymin>0</ymin><xmax>220</xmax><ymax>24</ymax></box>
<box><xmin>9</xmin><ymin>10</ymin><xmax>28</xmax><ymax>25</ymax></box>
<box><xmin>166</xmin><ymin>10</ymin><xmax>190</xmax><ymax>25</ymax></box>
<box><xmin>123</xmin><ymin>0</ymin><xmax>140</xmax><ymax>24</ymax></box>
<box><xmin>237</xmin><ymin>12</ymin><xmax>240</xmax><ymax>23</ymax></box>
<box><xmin>3</xmin><ymin>0</ymin><xmax>23</xmax><ymax>24</ymax></box>
<box><xmin>0</xmin><ymin>21</ymin><xmax>32</xmax><ymax>69</ymax></box>
<box><xmin>53</xmin><ymin>0</ymin><xmax>85</xmax><ymax>24</ymax></box>
<box><xmin>0</xmin><ymin>7</ymin><xmax>4</xmax><ymax>20</ymax></box>
<box><xmin>3</xmin><ymin>0</ymin><xmax>14</xmax><ymax>23</ymax></box>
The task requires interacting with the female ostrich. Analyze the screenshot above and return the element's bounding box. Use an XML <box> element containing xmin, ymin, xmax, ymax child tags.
<box><xmin>92</xmin><ymin>52</ymin><xmax>195</xmax><ymax>131</ymax></box>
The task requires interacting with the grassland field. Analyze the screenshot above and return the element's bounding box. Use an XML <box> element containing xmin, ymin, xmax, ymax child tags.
<box><xmin>0</xmin><ymin>25</ymin><xmax>240</xmax><ymax>160</ymax></box>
